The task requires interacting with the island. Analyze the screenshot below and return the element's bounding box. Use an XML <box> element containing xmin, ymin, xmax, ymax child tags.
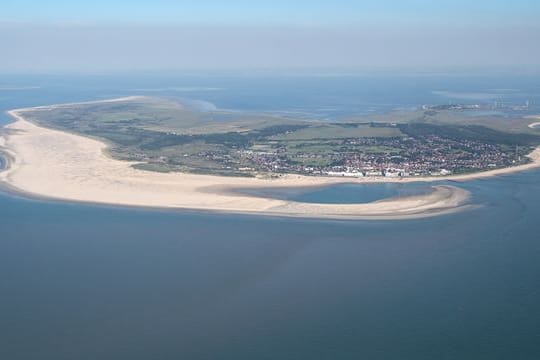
<box><xmin>1</xmin><ymin>96</ymin><xmax>540</xmax><ymax>219</ymax></box>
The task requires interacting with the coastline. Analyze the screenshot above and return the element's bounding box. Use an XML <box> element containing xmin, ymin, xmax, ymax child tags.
<box><xmin>3</xmin><ymin>100</ymin><xmax>539</xmax><ymax>219</ymax></box>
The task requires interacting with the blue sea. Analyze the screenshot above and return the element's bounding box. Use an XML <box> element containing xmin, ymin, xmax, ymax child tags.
<box><xmin>1</xmin><ymin>72</ymin><xmax>540</xmax><ymax>359</ymax></box>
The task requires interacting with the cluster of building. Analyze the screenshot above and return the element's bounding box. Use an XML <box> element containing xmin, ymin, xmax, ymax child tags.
<box><xmin>237</xmin><ymin>134</ymin><xmax>522</xmax><ymax>177</ymax></box>
<box><xmin>422</xmin><ymin>101</ymin><xmax>530</xmax><ymax>112</ymax></box>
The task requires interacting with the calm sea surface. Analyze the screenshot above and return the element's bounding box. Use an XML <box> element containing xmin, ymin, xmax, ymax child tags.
<box><xmin>1</xmin><ymin>73</ymin><xmax>540</xmax><ymax>359</ymax></box>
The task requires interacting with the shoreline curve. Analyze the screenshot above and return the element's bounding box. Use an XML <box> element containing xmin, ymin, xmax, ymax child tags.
<box><xmin>3</xmin><ymin>98</ymin><xmax>537</xmax><ymax>219</ymax></box>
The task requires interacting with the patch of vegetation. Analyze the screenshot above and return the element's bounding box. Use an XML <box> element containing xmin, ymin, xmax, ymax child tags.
<box><xmin>270</xmin><ymin>123</ymin><xmax>402</xmax><ymax>141</ymax></box>
<box><xmin>21</xmin><ymin>96</ymin><xmax>540</xmax><ymax>176</ymax></box>
<box><xmin>399</xmin><ymin>123</ymin><xmax>540</xmax><ymax>146</ymax></box>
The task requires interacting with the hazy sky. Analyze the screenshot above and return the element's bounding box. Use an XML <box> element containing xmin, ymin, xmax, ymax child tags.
<box><xmin>1</xmin><ymin>0</ymin><xmax>540</xmax><ymax>72</ymax></box>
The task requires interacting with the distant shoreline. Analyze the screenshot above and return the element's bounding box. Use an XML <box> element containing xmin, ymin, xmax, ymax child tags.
<box><xmin>1</xmin><ymin>98</ymin><xmax>539</xmax><ymax>219</ymax></box>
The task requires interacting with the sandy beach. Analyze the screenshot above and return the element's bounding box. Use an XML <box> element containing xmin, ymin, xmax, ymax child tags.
<box><xmin>2</xmin><ymin>101</ymin><xmax>540</xmax><ymax>219</ymax></box>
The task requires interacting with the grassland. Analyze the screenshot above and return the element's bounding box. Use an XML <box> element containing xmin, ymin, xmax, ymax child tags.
<box><xmin>270</xmin><ymin>124</ymin><xmax>402</xmax><ymax>140</ymax></box>
<box><xmin>348</xmin><ymin>108</ymin><xmax>537</xmax><ymax>133</ymax></box>
<box><xmin>18</xmin><ymin>96</ymin><xmax>540</xmax><ymax>176</ymax></box>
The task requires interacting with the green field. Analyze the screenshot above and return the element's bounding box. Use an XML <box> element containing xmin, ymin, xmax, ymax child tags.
<box><xmin>270</xmin><ymin>124</ymin><xmax>403</xmax><ymax>140</ymax></box>
<box><xmin>20</xmin><ymin>96</ymin><xmax>540</xmax><ymax>176</ymax></box>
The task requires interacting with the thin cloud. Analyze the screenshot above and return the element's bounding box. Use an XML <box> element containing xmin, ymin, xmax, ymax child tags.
<box><xmin>1</xmin><ymin>23</ymin><xmax>539</xmax><ymax>72</ymax></box>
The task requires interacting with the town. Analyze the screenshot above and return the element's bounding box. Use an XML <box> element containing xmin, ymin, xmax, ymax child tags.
<box><xmin>237</xmin><ymin>132</ymin><xmax>529</xmax><ymax>177</ymax></box>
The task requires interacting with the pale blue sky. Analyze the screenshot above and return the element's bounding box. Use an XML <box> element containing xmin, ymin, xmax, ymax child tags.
<box><xmin>1</xmin><ymin>0</ymin><xmax>539</xmax><ymax>72</ymax></box>
<box><xmin>3</xmin><ymin>0</ymin><xmax>540</xmax><ymax>25</ymax></box>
